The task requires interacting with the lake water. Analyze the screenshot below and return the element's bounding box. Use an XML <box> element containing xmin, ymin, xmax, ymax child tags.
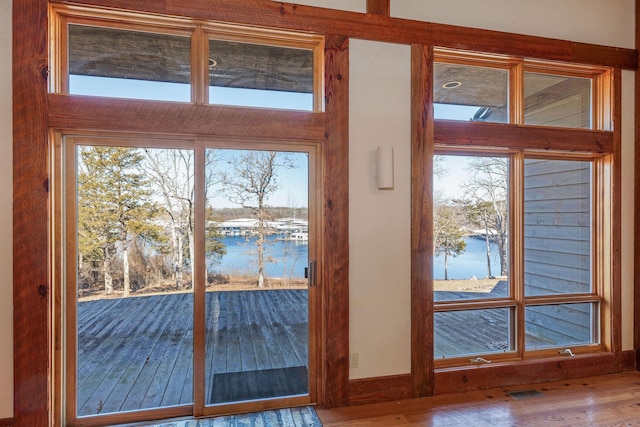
<box><xmin>211</xmin><ymin>235</ymin><xmax>500</xmax><ymax>281</ymax></box>
<box><xmin>210</xmin><ymin>235</ymin><xmax>308</xmax><ymax>278</ymax></box>
<box><xmin>434</xmin><ymin>236</ymin><xmax>502</xmax><ymax>280</ymax></box>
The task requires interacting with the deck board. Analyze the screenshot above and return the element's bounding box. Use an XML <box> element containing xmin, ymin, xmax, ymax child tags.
<box><xmin>76</xmin><ymin>288</ymin><xmax>580</xmax><ymax>417</ymax></box>
<box><xmin>76</xmin><ymin>290</ymin><xmax>308</xmax><ymax>417</ymax></box>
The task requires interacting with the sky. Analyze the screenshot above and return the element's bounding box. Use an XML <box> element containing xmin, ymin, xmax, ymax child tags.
<box><xmin>70</xmin><ymin>75</ymin><xmax>313</xmax><ymax>109</ymax></box>
<box><xmin>71</xmin><ymin>77</ymin><xmax>487</xmax><ymax>209</ymax></box>
<box><xmin>207</xmin><ymin>150</ymin><xmax>309</xmax><ymax>209</ymax></box>
<box><xmin>71</xmin><ymin>75</ymin><xmax>311</xmax><ymax>209</ymax></box>
<box><xmin>434</xmin><ymin>155</ymin><xmax>472</xmax><ymax>201</ymax></box>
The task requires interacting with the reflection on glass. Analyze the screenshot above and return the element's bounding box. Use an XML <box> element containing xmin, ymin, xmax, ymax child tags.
<box><xmin>433</xmin><ymin>155</ymin><xmax>509</xmax><ymax>301</ymax></box>
<box><xmin>204</xmin><ymin>149</ymin><xmax>309</xmax><ymax>405</ymax></box>
<box><xmin>208</xmin><ymin>39</ymin><xmax>314</xmax><ymax>110</ymax></box>
<box><xmin>524</xmin><ymin>72</ymin><xmax>592</xmax><ymax>129</ymax></box>
<box><xmin>434</xmin><ymin>308</ymin><xmax>514</xmax><ymax>358</ymax></box>
<box><xmin>433</xmin><ymin>62</ymin><xmax>509</xmax><ymax>123</ymax></box>
<box><xmin>75</xmin><ymin>146</ymin><xmax>194</xmax><ymax>416</ymax></box>
<box><xmin>524</xmin><ymin>159</ymin><xmax>592</xmax><ymax>296</ymax></box>
<box><xmin>525</xmin><ymin>303</ymin><xmax>598</xmax><ymax>350</ymax></box>
<box><xmin>68</xmin><ymin>25</ymin><xmax>191</xmax><ymax>101</ymax></box>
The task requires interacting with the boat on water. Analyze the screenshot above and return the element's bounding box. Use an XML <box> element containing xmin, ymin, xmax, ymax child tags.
<box><xmin>280</xmin><ymin>231</ymin><xmax>309</xmax><ymax>242</ymax></box>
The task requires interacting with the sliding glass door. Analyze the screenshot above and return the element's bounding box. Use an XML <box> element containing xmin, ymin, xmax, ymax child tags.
<box><xmin>62</xmin><ymin>136</ymin><xmax>318</xmax><ymax>424</ymax></box>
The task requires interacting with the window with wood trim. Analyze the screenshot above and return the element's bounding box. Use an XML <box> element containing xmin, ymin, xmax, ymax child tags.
<box><xmin>432</xmin><ymin>50</ymin><xmax>613</xmax><ymax>367</ymax></box>
<box><xmin>50</xmin><ymin>5</ymin><xmax>324</xmax><ymax>110</ymax></box>
<box><xmin>433</xmin><ymin>49</ymin><xmax>609</xmax><ymax>130</ymax></box>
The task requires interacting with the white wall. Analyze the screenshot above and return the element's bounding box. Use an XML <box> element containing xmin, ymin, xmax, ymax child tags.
<box><xmin>349</xmin><ymin>40</ymin><xmax>411</xmax><ymax>378</ymax></box>
<box><xmin>0</xmin><ymin>0</ymin><xmax>12</xmax><ymax>419</ymax></box>
<box><xmin>392</xmin><ymin>0</ymin><xmax>635</xmax><ymax>49</ymax></box>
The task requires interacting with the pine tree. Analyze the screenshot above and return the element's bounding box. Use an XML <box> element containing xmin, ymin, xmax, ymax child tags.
<box><xmin>77</xmin><ymin>146</ymin><xmax>164</xmax><ymax>296</ymax></box>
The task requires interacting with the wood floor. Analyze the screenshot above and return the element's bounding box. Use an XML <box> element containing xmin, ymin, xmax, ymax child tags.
<box><xmin>317</xmin><ymin>372</ymin><xmax>640</xmax><ymax>426</ymax></box>
<box><xmin>76</xmin><ymin>290</ymin><xmax>308</xmax><ymax>416</ymax></box>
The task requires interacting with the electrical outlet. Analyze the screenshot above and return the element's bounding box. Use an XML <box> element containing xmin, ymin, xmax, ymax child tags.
<box><xmin>349</xmin><ymin>353</ymin><xmax>359</xmax><ymax>369</ymax></box>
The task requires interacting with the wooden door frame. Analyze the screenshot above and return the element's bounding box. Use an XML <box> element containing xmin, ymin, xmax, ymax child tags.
<box><xmin>55</xmin><ymin>135</ymin><xmax>324</xmax><ymax>425</ymax></box>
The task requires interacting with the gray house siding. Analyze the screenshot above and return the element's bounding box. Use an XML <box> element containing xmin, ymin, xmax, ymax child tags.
<box><xmin>523</xmin><ymin>158</ymin><xmax>593</xmax><ymax>349</ymax></box>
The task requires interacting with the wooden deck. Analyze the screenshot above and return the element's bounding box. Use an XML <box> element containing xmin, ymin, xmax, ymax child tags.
<box><xmin>76</xmin><ymin>287</ymin><xmax>588</xmax><ymax>417</ymax></box>
<box><xmin>76</xmin><ymin>290</ymin><xmax>308</xmax><ymax>417</ymax></box>
<box><xmin>434</xmin><ymin>282</ymin><xmax>591</xmax><ymax>358</ymax></box>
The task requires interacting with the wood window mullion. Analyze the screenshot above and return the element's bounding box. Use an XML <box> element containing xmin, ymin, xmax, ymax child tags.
<box><xmin>192</xmin><ymin>141</ymin><xmax>206</xmax><ymax>416</ymax></box>
<box><xmin>191</xmin><ymin>27</ymin><xmax>208</xmax><ymax>105</ymax></box>
<box><xmin>511</xmin><ymin>153</ymin><xmax>525</xmax><ymax>359</ymax></box>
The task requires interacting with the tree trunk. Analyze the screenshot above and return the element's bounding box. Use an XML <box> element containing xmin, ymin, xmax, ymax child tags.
<box><xmin>123</xmin><ymin>240</ymin><xmax>130</xmax><ymax>297</ymax></box>
<box><xmin>103</xmin><ymin>249</ymin><xmax>113</xmax><ymax>295</ymax></box>
<box><xmin>484</xmin><ymin>221</ymin><xmax>492</xmax><ymax>278</ymax></box>
<box><xmin>176</xmin><ymin>230</ymin><xmax>184</xmax><ymax>290</ymax></box>
<box><xmin>444</xmin><ymin>252</ymin><xmax>449</xmax><ymax>281</ymax></box>
<box><xmin>188</xmin><ymin>223</ymin><xmax>195</xmax><ymax>288</ymax></box>
<box><xmin>257</xmin><ymin>219</ymin><xmax>265</xmax><ymax>288</ymax></box>
<box><xmin>170</xmin><ymin>216</ymin><xmax>182</xmax><ymax>289</ymax></box>
<box><xmin>282</xmin><ymin>239</ymin><xmax>289</xmax><ymax>287</ymax></box>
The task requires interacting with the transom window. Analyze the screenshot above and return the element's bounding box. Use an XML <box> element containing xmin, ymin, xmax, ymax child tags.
<box><xmin>51</xmin><ymin>6</ymin><xmax>324</xmax><ymax>110</ymax></box>
<box><xmin>433</xmin><ymin>50</ymin><xmax>607</xmax><ymax>130</ymax></box>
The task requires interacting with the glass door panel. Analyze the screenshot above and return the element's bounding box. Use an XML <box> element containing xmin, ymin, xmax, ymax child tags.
<box><xmin>66</xmin><ymin>139</ymin><xmax>316</xmax><ymax>423</ymax></box>
<box><xmin>203</xmin><ymin>148</ymin><xmax>310</xmax><ymax>407</ymax></box>
<box><xmin>71</xmin><ymin>144</ymin><xmax>195</xmax><ymax>418</ymax></box>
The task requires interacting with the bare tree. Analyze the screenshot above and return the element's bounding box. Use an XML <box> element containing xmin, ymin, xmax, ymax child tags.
<box><xmin>144</xmin><ymin>148</ymin><xmax>224</xmax><ymax>289</ymax></box>
<box><xmin>433</xmin><ymin>199</ymin><xmax>467</xmax><ymax>280</ymax></box>
<box><xmin>462</xmin><ymin>157</ymin><xmax>508</xmax><ymax>276</ymax></box>
<box><xmin>221</xmin><ymin>151</ymin><xmax>294</xmax><ymax>288</ymax></box>
<box><xmin>433</xmin><ymin>154</ymin><xmax>446</xmax><ymax>178</ymax></box>
<box><xmin>280</xmin><ymin>195</ymin><xmax>305</xmax><ymax>287</ymax></box>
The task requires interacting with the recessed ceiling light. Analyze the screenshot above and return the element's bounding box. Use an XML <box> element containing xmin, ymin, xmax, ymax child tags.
<box><xmin>443</xmin><ymin>81</ymin><xmax>462</xmax><ymax>89</ymax></box>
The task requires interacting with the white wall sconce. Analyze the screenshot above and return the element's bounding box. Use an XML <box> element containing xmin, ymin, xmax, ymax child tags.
<box><xmin>375</xmin><ymin>145</ymin><xmax>394</xmax><ymax>190</ymax></box>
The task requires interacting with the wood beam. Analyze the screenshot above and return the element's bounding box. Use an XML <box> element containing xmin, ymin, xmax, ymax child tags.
<box><xmin>434</xmin><ymin>120</ymin><xmax>614</xmax><ymax>153</ymax></box>
<box><xmin>411</xmin><ymin>44</ymin><xmax>435</xmax><ymax>398</ymax></box>
<box><xmin>322</xmin><ymin>35</ymin><xmax>350</xmax><ymax>409</ymax></box>
<box><xmin>13</xmin><ymin>0</ymin><xmax>50</xmax><ymax>426</ymax></box>
<box><xmin>47</xmin><ymin>95</ymin><xmax>325</xmax><ymax>141</ymax></box>
<box><xmin>635</xmin><ymin>0</ymin><xmax>640</xmax><ymax>371</ymax></box>
<box><xmin>50</xmin><ymin>0</ymin><xmax>638</xmax><ymax>70</ymax></box>
<box><xmin>366</xmin><ymin>0</ymin><xmax>390</xmax><ymax>17</ymax></box>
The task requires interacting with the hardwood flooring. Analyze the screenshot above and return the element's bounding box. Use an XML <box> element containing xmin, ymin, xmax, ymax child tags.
<box><xmin>317</xmin><ymin>372</ymin><xmax>640</xmax><ymax>426</ymax></box>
